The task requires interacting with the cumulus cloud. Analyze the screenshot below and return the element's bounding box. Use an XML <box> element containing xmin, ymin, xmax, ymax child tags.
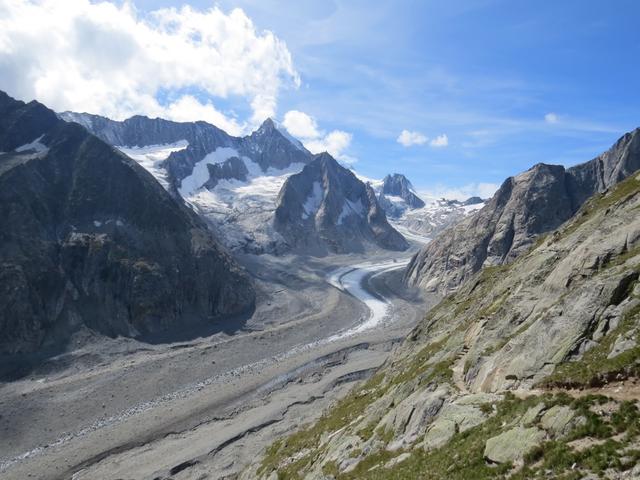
<box><xmin>429</xmin><ymin>134</ymin><xmax>449</xmax><ymax>147</ymax></box>
<box><xmin>0</xmin><ymin>0</ymin><xmax>299</xmax><ymax>132</ymax></box>
<box><xmin>282</xmin><ymin>110</ymin><xmax>321</xmax><ymax>138</ymax></box>
<box><xmin>545</xmin><ymin>112</ymin><xmax>559</xmax><ymax>124</ymax></box>
<box><xmin>281</xmin><ymin>110</ymin><xmax>354</xmax><ymax>162</ymax></box>
<box><xmin>418</xmin><ymin>182</ymin><xmax>499</xmax><ymax>202</ymax></box>
<box><xmin>305</xmin><ymin>130</ymin><xmax>354</xmax><ymax>161</ymax></box>
<box><xmin>397</xmin><ymin>129</ymin><xmax>427</xmax><ymax>147</ymax></box>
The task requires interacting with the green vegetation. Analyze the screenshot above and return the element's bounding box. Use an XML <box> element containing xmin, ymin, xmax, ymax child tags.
<box><xmin>260</xmin><ymin>390</ymin><xmax>640</xmax><ymax>480</ymax></box>
<box><xmin>541</xmin><ymin>303</ymin><xmax>640</xmax><ymax>388</ymax></box>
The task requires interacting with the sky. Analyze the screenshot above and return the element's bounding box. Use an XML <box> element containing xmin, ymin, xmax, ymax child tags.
<box><xmin>1</xmin><ymin>0</ymin><xmax>639</xmax><ymax>199</ymax></box>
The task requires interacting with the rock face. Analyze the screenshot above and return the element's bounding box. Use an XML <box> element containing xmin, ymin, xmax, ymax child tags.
<box><xmin>274</xmin><ymin>153</ymin><xmax>408</xmax><ymax>254</ymax></box>
<box><xmin>406</xmin><ymin>128</ymin><xmax>640</xmax><ymax>293</ymax></box>
<box><xmin>59</xmin><ymin>112</ymin><xmax>313</xmax><ymax>193</ymax></box>
<box><xmin>379</xmin><ymin>173</ymin><xmax>425</xmax><ymax>211</ymax></box>
<box><xmin>0</xmin><ymin>91</ymin><xmax>255</xmax><ymax>356</ymax></box>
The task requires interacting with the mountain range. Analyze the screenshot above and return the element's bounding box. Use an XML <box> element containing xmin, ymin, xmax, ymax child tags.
<box><xmin>60</xmin><ymin>110</ymin><xmax>431</xmax><ymax>255</ymax></box>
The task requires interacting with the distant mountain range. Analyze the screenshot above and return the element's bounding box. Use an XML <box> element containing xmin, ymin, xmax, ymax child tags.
<box><xmin>61</xmin><ymin>111</ymin><xmax>439</xmax><ymax>255</ymax></box>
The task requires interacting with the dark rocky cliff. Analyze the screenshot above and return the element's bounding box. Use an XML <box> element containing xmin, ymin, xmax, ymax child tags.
<box><xmin>1</xmin><ymin>92</ymin><xmax>255</xmax><ymax>356</ymax></box>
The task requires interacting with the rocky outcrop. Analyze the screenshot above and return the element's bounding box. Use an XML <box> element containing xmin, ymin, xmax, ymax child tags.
<box><xmin>1</xmin><ymin>92</ymin><xmax>255</xmax><ymax>357</ymax></box>
<box><xmin>273</xmin><ymin>153</ymin><xmax>408</xmax><ymax>254</ymax></box>
<box><xmin>406</xmin><ymin>128</ymin><xmax>640</xmax><ymax>294</ymax></box>
<box><xmin>237</xmin><ymin>118</ymin><xmax>310</xmax><ymax>171</ymax></box>
<box><xmin>203</xmin><ymin>156</ymin><xmax>249</xmax><ymax>189</ymax></box>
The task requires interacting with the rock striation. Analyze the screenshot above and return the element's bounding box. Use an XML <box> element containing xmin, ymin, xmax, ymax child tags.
<box><xmin>0</xmin><ymin>91</ymin><xmax>255</xmax><ymax>356</ymax></box>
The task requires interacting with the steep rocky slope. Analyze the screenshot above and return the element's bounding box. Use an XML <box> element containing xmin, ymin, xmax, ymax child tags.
<box><xmin>244</xmin><ymin>170</ymin><xmax>640</xmax><ymax>479</ymax></box>
<box><xmin>0</xmin><ymin>92</ymin><xmax>254</xmax><ymax>358</ymax></box>
<box><xmin>406</xmin><ymin>128</ymin><xmax>640</xmax><ymax>294</ymax></box>
<box><xmin>274</xmin><ymin>154</ymin><xmax>409</xmax><ymax>254</ymax></box>
<box><xmin>377</xmin><ymin>173</ymin><xmax>425</xmax><ymax>214</ymax></box>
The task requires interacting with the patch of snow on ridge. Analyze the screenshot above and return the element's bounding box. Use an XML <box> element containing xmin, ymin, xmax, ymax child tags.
<box><xmin>463</xmin><ymin>202</ymin><xmax>485</xmax><ymax>213</ymax></box>
<box><xmin>337</xmin><ymin>198</ymin><xmax>364</xmax><ymax>224</ymax></box>
<box><xmin>183</xmin><ymin>158</ymin><xmax>307</xmax><ymax>252</ymax></box>
<box><xmin>118</xmin><ymin>140</ymin><xmax>188</xmax><ymax>190</ymax></box>
<box><xmin>179</xmin><ymin>147</ymin><xmax>238</xmax><ymax>197</ymax></box>
<box><xmin>302</xmin><ymin>181</ymin><xmax>323</xmax><ymax>219</ymax></box>
<box><xmin>15</xmin><ymin>135</ymin><xmax>47</xmax><ymax>153</ymax></box>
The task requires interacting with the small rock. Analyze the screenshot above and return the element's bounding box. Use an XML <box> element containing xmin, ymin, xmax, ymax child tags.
<box><xmin>484</xmin><ymin>426</ymin><xmax>545</xmax><ymax>464</ymax></box>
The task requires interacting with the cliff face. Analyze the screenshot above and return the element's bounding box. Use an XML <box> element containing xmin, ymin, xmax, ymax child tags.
<box><xmin>0</xmin><ymin>92</ymin><xmax>255</xmax><ymax>356</ymax></box>
<box><xmin>380</xmin><ymin>173</ymin><xmax>425</xmax><ymax>211</ymax></box>
<box><xmin>406</xmin><ymin>128</ymin><xmax>640</xmax><ymax>294</ymax></box>
<box><xmin>245</xmin><ymin>161</ymin><xmax>640</xmax><ymax>480</ymax></box>
<box><xmin>274</xmin><ymin>153</ymin><xmax>408</xmax><ymax>254</ymax></box>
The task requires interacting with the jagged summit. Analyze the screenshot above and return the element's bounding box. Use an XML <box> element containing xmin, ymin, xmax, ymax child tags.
<box><xmin>380</xmin><ymin>173</ymin><xmax>425</xmax><ymax>211</ymax></box>
<box><xmin>274</xmin><ymin>153</ymin><xmax>408</xmax><ymax>254</ymax></box>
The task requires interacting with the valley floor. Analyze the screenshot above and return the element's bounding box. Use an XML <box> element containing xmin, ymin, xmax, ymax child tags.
<box><xmin>0</xmin><ymin>244</ymin><xmax>433</xmax><ymax>480</ymax></box>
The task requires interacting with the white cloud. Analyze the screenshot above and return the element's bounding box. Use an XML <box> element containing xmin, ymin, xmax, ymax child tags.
<box><xmin>0</xmin><ymin>0</ymin><xmax>299</xmax><ymax>132</ymax></box>
<box><xmin>429</xmin><ymin>134</ymin><xmax>449</xmax><ymax>147</ymax></box>
<box><xmin>397</xmin><ymin>129</ymin><xmax>427</xmax><ymax>146</ymax></box>
<box><xmin>165</xmin><ymin>95</ymin><xmax>244</xmax><ymax>136</ymax></box>
<box><xmin>305</xmin><ymin>130</ymin><xmax>353</xmax><ymax>161</ymax></box>
<box><xmin>545</xmin><ymin>112</ymin><xmax>559</xmax><ymax>124</ymax></box>
<box><xmin>282</xmin><ymin>110</ymin><xmax>321</xmax><ymax>138</ymax></box>
<box><xmin>281</xmin><ymin>109</ymin><xmax>354</xmax><ymax>162</ymax></box>
<box><xmin>418</xmin><ymin>182</ymin><xmax>499</xmax><ymax>202</ymax></box>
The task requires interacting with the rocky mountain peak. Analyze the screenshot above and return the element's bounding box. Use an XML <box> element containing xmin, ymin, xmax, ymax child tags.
<box><xmin>405</xmin><ymin>126</ymin><xmax>640</xmax><ymax>294</ymax></box>
<box><xmin>274</xmin><ymin>153</ymin><xmax>408</xmax><ymax>254</ymax></box>
<box><xmin>378</xmin><ymin>172</ymin><xmax>425</xmax><ymax>213</ymax></box>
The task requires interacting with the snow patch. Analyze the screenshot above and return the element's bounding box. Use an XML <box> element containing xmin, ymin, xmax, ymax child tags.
<box><xmin>463</xmin><ymin>202</ymin><xmax>485</xmax><ymax>213</ymax></box>
<box><xmin>302</xmin><ymin>181</ymin><xmax>324</xmax><ymax>219</ymax></box>
<box><xmin>118</xmin><ymin>140</ymin><xmax>188</xmax><ymax>190</ymax></box>
<box><xmin>337</xmin><ymin>198</ymin><xmax>364</xmax><ymax>224</ymax></box>
<box><xmin>15</xmin><ymin>135</ymin><xmax>47</xmax><ymax>153</ymax></box>
<box><xmin>179</xmin><ymin>147</ymin><xmax>238</xmax><ymax>197</ymax></box>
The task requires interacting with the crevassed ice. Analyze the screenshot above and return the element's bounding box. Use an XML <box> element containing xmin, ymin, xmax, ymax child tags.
<box><xmin>179</xmin><ymin>146</ymin><xmax>239</xmax><ymax>197</ymax></box>
<box><xmin>118</xmin><ymin>140</ymin><xmax>188</xmax><ymax>190</ymax></box>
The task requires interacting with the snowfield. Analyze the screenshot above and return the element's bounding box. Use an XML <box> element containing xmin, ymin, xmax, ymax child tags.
<box><xmin>117</xmin><ymin>141</ymin><xmax>188</xmax><ymax>190</ymax></box>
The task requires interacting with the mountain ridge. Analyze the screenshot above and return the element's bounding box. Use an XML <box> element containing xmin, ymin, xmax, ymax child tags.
<box><xmin>405</xmin><ymin>128</ymin><xmax>640</xmax><ymax>294</ymax></box>
<box><xmin>274</xmin><ymin>153</ymin><xmax>409</xmax><ymax>254</ymax></box>
<box><xmin>1</xmin><ymin>91</ymin><xmax>255</xmax><ymax>360</ymax></box>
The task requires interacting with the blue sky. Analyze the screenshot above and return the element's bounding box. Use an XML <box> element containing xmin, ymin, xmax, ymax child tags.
<box><xmin>139</xmin><ymin>0</ymin><xmax>640</xmax><ymax>197</ymax></box>
<box><xmin>2</xmin><ymin>0</ymin><xmax>639</xmax><ymax>198</ymax></box>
